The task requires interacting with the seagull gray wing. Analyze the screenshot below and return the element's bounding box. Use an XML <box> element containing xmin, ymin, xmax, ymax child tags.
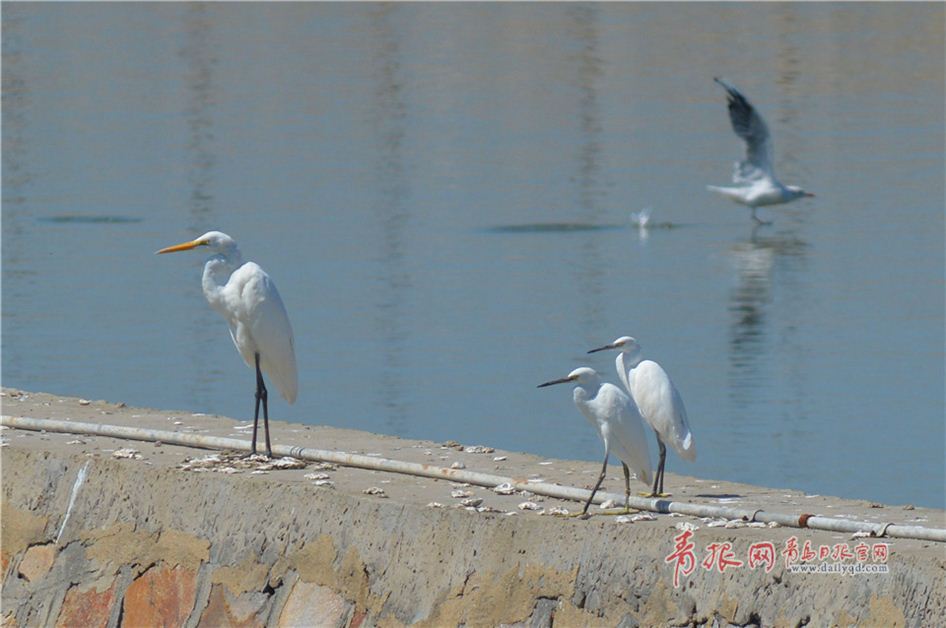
<box><xmin>714</xmin><ymin>77</ymin><xmax>775</xmax><ymax>183</ymax></box>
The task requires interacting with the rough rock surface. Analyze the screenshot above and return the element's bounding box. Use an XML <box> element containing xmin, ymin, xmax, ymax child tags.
<box><xmin>2</xmin><ymin>390</ymin><xmax>944</xmax><ymax>626</ymax></box>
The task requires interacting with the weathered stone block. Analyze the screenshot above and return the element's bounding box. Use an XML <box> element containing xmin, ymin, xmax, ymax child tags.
<box><xmin>198</xmin><ymin>584</ymin><xmax>268</xmax><ymax>628</ymax></box>
<box><xmin>278</xmin><ymin>581</ymin><xmax>352</xmax><ymax>628</ymax></box>
<box><xmin>17</xmin><ymin>544</ymin><xmax>56</xmax><ymax>583</ymax></box>
<box><xmin>55</xmin><ymin>578</ymin><xmax>118</xmax><ymax>628</ymax></box>
<box><xmin>122</xmin><ymin>564</ymin><xmax>198</xmax><ymax>628</ymax></box>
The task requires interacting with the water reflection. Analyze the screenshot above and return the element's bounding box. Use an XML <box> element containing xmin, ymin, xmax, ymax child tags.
<box><xmin>727</xmin><ymin>225</ymin><xmax>809</xmax><ymax>410</ymax></box>
<box><xmin>568</xmin><ymin>5</ymin><xmax>609</xmax><ymax>336</ymax></box>
<box><xmin>367</xmin><ymin>5</ymin><xmax>412</xmax><ymax>434</ymax></box>
<box><xmin>2</xmin><ymin>7</ymin><xmax>31</xmax><ymax>218</ymax></box>
<box><xmin>772</xmin><ymin>4</ymin><xmax>809</xmax><ymax>192</ymax></box>
<box><xmin>178</xmin><ymin>3</ymin><xmax>220</xmax><ymax>408</ymax></box>
<box><xmin>1</xmin><ymin>6</ymin><xmax>31</xmax><ymax>373</ymax></box>
<box><xmin>180</xmin><ymin>3</ymin><xmax>217</xmax><ymax>225</ymax></box>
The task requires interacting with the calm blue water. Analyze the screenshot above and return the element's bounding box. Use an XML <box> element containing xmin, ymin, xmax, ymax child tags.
<box><xmin>3</xmin><ymin>4</ymin><xmax>944</xmax><ymax>508</ymax></box>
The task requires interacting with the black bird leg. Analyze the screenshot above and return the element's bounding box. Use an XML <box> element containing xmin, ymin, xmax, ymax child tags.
<box><xmin>582</xmin><ymin>451</ymin><xmax>610</xmax><ymax>516</ymax></box>
<box><xmin>253</xmin><ymin>353</ymin><xmax>272</xmax><ymax>457</ymax></box>
<box><xmin>622</xmin><ymin>462</ymin><xmax>632</xmax><ymax>512</ymax></box>
<box><xmin>651</xmin><ymin>436</ymin><xmax>667</xmax><ymax>497</ymax></box>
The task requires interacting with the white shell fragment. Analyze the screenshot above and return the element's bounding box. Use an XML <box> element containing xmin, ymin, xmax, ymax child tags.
<box><xmin>363</xmin><ymin>487</ymin><xmax>387</xmax><ymax>497</ymax></box>
<box><xmin>613</xmin><ymin>513</ymin><xmax>651</xmax><ymax>524</ymax></box>
<box><xmin>675</xmin><ymin>521</ymin><xmax>699</xmax><ymax>532</ymax></box>
<box><xmin>175</xmin><ymin>452</ymin><xmax>301</xmax><ymax>473</ymax></box>
<box><xmin>543</xmin><ymin>507</ymin><xmax>570</xmax><ymax>516</ymax></box>
<box><xmin>460</xmin><ymin>497</ymin><xmax>483</xmax><ymax>508</ymax></box>
<box><xmin>426</xmin><ymin>502</ymin><xmax>445</xmax><ymax>509</ymax></box>
<box><xmin>312</xmin><ymin>479</ymin><xmax>334</xmax><ymax>487</ymax></box>
<box><xmin>79</xmin><ymin>399</ymin><xmax>91</xmax><ymax>406</ymax></box>
<box><xmin>463</xmin><ymin>445</ymin><xmax>495</xmax><ymax>454</ymax></box>
<box><xmin>518</xmin><ymin>501</ymin><xmax>542</xmax><ymax>511</ymax></box>
<box><xmin>492</xmin><ymin>483</ymin><xmax>517</xmax><ymax>495</ymax></box>
<box><xmin>304</xmin><ymin>472</ymin><xmax>331</xmax><ymax>481</ymax></box>
<box><xmin>493</xmin><ymin>456</ymin><xmax>507</xmax><ymax>462</ymax></box>
<box><xmin>600</xmin><ymin>499</ymin><xmax>618</xmax><ymax>509</ymax></box>
<box><xmin>450</xmin><ymin>461</ymin><xmax>466</xmax><ymax>469</ymax></box>
<box><xmin>112</xmin><ymin>448</ymin><xmax>142</xmax><ymax>460</ymax></box>
<box><xmin>451</xmin><ymin>489</ymin><xmax>473</xmax><ymax>499</ymax></box>
<box><xmin>264</xmin><ymin>457</ymin><xmax>307</xmax><ymax>470</ymax></box>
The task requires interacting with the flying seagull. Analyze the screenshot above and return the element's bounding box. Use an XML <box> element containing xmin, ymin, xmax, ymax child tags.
<box><xmin>708</xmin><ymin>78</ymin><xmax>814</xmax><ymax>223</ymax></box>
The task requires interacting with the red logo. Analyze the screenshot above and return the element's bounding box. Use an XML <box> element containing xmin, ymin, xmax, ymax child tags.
<box><xmin>664</xmin><ymin>529</ymin><xmax>697</xmax><ymax>589</ymax></box>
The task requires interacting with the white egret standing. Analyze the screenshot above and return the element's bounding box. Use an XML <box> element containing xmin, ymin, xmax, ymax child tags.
<box><xmin>707</xmin><ymin>77</ymin><xmax>814</xmax><ymax>223</ymax></box>
<box><xmin>538</xmin><ymin>367</ymin><xmax>652</xmax><ymax>515</ymax></box>
<box><xmin>588</xmin><ymin>337</ymin><xmax>694</xmax><ymax>497</ymax></box>
<box><xmin>157</xmin><ymin>231</ymin><xmax>297</xmax><ymax>457</ymax></box>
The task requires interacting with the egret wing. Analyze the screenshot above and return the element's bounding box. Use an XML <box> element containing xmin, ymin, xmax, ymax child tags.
<box><xmin>629</xmin><ymin>360</ymin><xmax>695</xmax><ymax>461</ymax></box>
<box><xmin>236</xmin><ymin>263</ymin><xmax>298</xmax><ymax>404</ymax></box>
<box><xmin>598</xmin><ymin>384</ymin><xmax>652</xmax><ymax>487</ymax></box>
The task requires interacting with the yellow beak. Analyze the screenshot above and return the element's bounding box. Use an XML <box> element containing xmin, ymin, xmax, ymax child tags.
<box><xmin>156</xmin><ymin>239</ymin><xmax>204</xmax><ymax>255</ymax></box>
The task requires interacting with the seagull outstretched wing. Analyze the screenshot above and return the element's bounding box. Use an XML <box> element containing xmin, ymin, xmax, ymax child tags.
<box><xmin>714</xmin><ymin>77</ymin><xmax>775</xmax><ymax>184</ymax></box>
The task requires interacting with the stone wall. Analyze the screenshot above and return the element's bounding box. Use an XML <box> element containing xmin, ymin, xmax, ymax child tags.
<box><xmin>2</xmin><ymin>447</ymin><xmax>943</xmax><ymax>626</ymax></box>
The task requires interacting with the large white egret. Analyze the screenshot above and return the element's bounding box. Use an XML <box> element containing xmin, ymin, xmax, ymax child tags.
<box><xmin>707</xmin><ymin>77</ymin><xmax>814</xmax><ymax>223</ymax></box>
<box><xmin>538</xmin><ymin>367</ymin><xmax>652</xmax><ymax>515</ymax></box>
<box><xmin>588</xmin><ymin>337</ymin><xmax>695</xmax><ymax>497</ymax></box>
<box><xmin>157</xmin><ymin>231</ymin><xmax>297</xmax><ymax>457</ymax></box>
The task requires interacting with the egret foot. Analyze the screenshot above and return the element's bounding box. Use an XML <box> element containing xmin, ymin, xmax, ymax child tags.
<box><xmin>639</xmin><ymin>491</ymin><xmax>672</xmax><ymax>498</ymax></box>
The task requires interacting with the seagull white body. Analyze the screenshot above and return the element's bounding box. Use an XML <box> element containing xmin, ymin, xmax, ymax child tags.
<box><xmin>589</xmin><ymin>337</ymin><xmax>694</xmax><ymax>496</ymax></box>
<box><xmin>708</xmin><ymin>77</ymin><xmax>814</xmax><ymax>223</ymax></box>
<box><xmin>538</xmin><ymin>367</ymin><xmax>651</xmax><ymax>514</ymax></box>
<box><xmin>158</xmin><ymin>231</ymin><xmax>297</xmax><ymax>455</ymax></box>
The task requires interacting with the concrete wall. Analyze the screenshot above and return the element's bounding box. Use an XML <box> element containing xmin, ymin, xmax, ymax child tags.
<box><xmin>3</xmin><ymin>446</ymin><xmax>943</xmax><ymax>627</ymax></box>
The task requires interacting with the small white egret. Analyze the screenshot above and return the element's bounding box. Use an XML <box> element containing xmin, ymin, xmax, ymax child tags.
<box><xmin>707</xmin><ymin>77</ymin><xmax>814</xmax><ymax>223</ymax></box>
<box><xmin>157</xmin><ymin>231</ymin><xmax>297</xmax><ymax>457</ymax></box>
<box><xmin>588</xmin><ymin>337</ymin><xmax>695</xmax><ymax>497</ymax></box>
<box><xmin>538</xmin><ymin>367</ymin><xmax>652</xmax><ymax>515</ymax></box>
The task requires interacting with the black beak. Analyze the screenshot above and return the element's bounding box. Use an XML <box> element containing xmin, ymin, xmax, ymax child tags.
<box><xmin>537</xmin><ymin>376</ymin><xmax>575</xmax><ymax>388</ymax></box>
<box><xmin>587</xmin><ymin>344</ymin><xmax>615</xmax><ymax>354</ymax></box>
